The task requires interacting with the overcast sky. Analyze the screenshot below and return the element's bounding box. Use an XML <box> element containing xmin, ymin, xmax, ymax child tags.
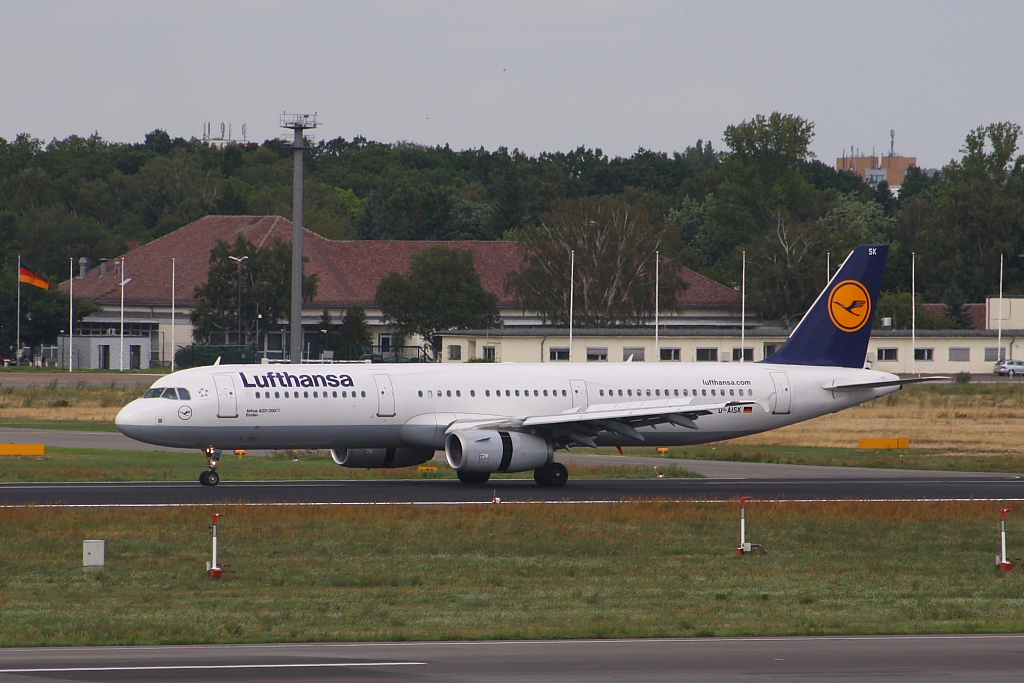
<box><xmin>3</xmin><ymin>1</ymin><xmax>1022</xmax><ymax>169</ymax></box>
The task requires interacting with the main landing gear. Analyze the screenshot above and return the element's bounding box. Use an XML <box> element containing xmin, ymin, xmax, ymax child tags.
<box><xmin>200</xmin><ymin>446</ymin><xmax>221</xmax><ymax>486</ymax></box>
<box><xmin>534</xmin><ymin>462</ymin><xmax>568</xmax><ymax>488</ymax></box>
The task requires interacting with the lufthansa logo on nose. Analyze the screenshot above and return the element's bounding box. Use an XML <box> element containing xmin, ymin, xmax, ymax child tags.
<box><xmin>827</xmin><ymin>280</ymin><xmax>872</xmax><ymax>333</ymax></box>
<box><xmin>178</xmin><ymin>405</ymin><xmax>193</xmax><ymax>420</ymax></box>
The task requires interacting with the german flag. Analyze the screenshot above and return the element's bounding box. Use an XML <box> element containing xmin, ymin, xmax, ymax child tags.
<box><xmin>19</xmin><ymin>265</ymin><xmax>50</xmax><ymax>290</ymax></box>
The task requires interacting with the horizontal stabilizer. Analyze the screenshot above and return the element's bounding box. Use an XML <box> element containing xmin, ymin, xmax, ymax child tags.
<box><xmin>825</xmin><ymin>376</ymin><xmax>948</xmax><ymax>391</ymax></box>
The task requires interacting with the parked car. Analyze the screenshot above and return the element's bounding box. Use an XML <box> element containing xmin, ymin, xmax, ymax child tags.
<box><xmin>993</xmin><ymin>359</ymin><xmax>1024</xmax><ymax>377</ymax></box>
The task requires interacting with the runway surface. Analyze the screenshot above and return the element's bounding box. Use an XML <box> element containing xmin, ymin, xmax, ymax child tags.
<box><xmin>2</xmin><ymin>635</ymin><xmax>1023</xmax><ymax>682</ymax></box>
<box><xmin>2</xmin><ymin>473</ymin><xmax>1022</xmax><ymax>506</ymax></box>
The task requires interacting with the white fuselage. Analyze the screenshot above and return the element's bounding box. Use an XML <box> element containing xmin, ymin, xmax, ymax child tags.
<box><xmin>115</xmin><ymin>361</ymin><xmax>899</xmax><ymax>452</ymax></box>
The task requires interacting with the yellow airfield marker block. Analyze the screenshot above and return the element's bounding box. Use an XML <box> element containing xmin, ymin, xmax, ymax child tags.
<box><xmin>859</xmin><ymin>438</ymin><xmax>910</xmax><ymax>450</ymax></box>
<box><xmin>0</xmin><ymin>444</ymin><xmax>46</xmax><ymax>456</ymax></box>
<box><xmin>418</xmin><ymin>465</ymin><xmax>438</xmax><ymax>472</ymax></box>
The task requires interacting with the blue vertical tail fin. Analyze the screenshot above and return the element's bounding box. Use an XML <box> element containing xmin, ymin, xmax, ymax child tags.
<box><xmin>762</xmin><ymin>244</ymin><xmax>888</xmax><ymax>368</ymax></box>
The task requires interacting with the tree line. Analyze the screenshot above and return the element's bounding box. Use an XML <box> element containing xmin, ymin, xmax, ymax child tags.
<box><xmin>3</xmin><ymin>113</ymin><xmax>1023</xmax><ymax>357</ymax></box>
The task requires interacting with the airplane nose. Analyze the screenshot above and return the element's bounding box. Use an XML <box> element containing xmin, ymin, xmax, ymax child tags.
<box><xmin>115</xmin><ymin>400</ymin><xmax>142</xmax><ymax>436</ymax></box>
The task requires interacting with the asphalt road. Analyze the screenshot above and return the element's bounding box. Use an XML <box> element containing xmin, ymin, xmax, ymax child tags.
<box><xmin>2</xmin><ymin>635</ymin><xmax>1023</xmax><ymax>682</ymax></box>
<box><xmin>0</xmin><ymin>372</ymin><xmax>161</xmax><ymax>388</ymax></box>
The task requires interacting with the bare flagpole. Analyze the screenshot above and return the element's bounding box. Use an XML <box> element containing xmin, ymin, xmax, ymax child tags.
<box><xmin>69</xmin><ymin>258</ymin><xmax>74</xmax><ymax>372</ymax></box>
<box><xmin>171</xmin><ymin>258</ymin><xmax>176</xmax><ymax>372</ymax></box>
<box><xmin>911</xmin><ymin>252</ymin><xmax>916</xmax><ymax>376</ymax></box>
<box><xmin>568</xmin><ymin>250</ymin><xmax>575</xmax><ymax>363</ymax></box>
<box><xmin>654</xmin><ymin>250</ymin><xmax>659</xmax><ymax>362</ymax></box>
<box><xmin>998</xmin><ymin>252</ymin><xmax>1004</xmax><ymax>361</ymax></box>
<box><xmin>741</xmin><ymin>251</ymin><xmax>746</xmax><ymax>363</ymax></box>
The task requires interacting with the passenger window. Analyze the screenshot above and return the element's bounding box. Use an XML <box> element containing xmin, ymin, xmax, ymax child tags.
<box><xmin>284</xmin><ymin>392</ymin><xmax>290</xmax><ymax>398</ymax></box>
<box><xmin>680</xmin><ymin>389</ymin><xmax>685</xmax><ymax>396</ymax></box>
<box><xmin>711</xmin><ymin>390</ymin><xmax>716</xmax><ymax>396</ymax></box>
<box><xmin>515</xmin><ymin>390</ymin><xmax>520</xmax><ymax>397</ymax></box>
<box><xmin>646</xmin><ymin>389</ymin><xmax>651</xmax><ymax>397</ymax></box>
<box><xmin>418</xmin><ymin>391</ymin><xmax>423</xmax><ymax>397</ymax></box>
<box><xmin>456</xmin><ymin>390</ymin><xmax>461</xmax><ymax>397</ymax></box>
<box><xmin>274</xmin><ymin>391</ymin><xmax>280</xmax><ymax>398</ymax></box>
<box><xmin>332</xmin><ymin>391</ymin><xmax>337</xmax><ymax>398</ymax></box>
<box><xmin>447</xmin><ymin>390</ymin><xmax>452</xmax><ymax>398</ymax></box>
<box><xmin>361</xmin><ymin>391</ymin><xmax>366</xmax><ymax>398</ymax></box>
<box><xmin>469</xmin><ymin>390</ymin><xmax>475</xmax><ymax>397</ymax></box>
<box><xmin>599</xmin><ymin>390</ymin><xmax>605</xmax><ymax>396</ymax></box>
<box><xmin>702</xmin><ymin>390</ymin><xmax>707</xmax><ymax>396</ymax></box>
<box><xmin>506</xmin><ymin>390</ymin><xmax>511</xmax><ymax>397</ymax></box>
<box><xmin>730</xmin><ymin>389</ymin><xmax>735</xmax><ymax>396</ymax></box>
<box><xmin>255</xmin><ymin>392</ymin><xmax>261</xmax><ymax>399</ymax></box>
<box><xmin>562</xmin><ymin>390</ymin><xmax>567</xmax><ymax>397</ymax></box>
<box><xmin>627</xmin><ymin>390</ymin><xmax>632</xmax><ymax>396</ymax></box>
<box><xmin>485</xmin><ymin>390</ymin><xmax>491</xmax><ymax>397</ymax></box>
<box><xmin>543</xmin><ymin>390</ymin><xmax>548</xmax><ymax>396</ymax></box>
<box><xmin>618</xmin><ymin>389</ymin><xmax>623</xmax><ymax>396</ymax></box>
<box><xmin>313</xmin><ymin>391</ymin><xmax>318</xmax><ymax>398</ymax></box>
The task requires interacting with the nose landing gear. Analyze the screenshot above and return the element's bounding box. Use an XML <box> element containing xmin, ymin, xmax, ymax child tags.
<box><xmin>200</xmin><ymin>447</ymin><xmax>221</xmax><ymax>486</ymax></box>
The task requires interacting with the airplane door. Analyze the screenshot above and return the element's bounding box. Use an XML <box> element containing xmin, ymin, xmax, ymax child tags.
<box><xmin>373</xmin><ymin>374</ymin><xmax>396</xmax><ymax>417</ymax></box>
<box><xmin>213</xmin><ymin>374</ymin><xmax>238</xmax><ymax>418</ymax></box>
<box><xmin>770</xmin><ymin>372</ymin><xmax>791</xmax><ymax>415</ymax></box>
<box><xmin>570</xmin><ymin>380</ymin><xmax>589</xmax><ymax>410</ymax></box>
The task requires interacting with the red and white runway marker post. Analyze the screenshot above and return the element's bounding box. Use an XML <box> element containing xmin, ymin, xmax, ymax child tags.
<box><xmin>998</xmin><ymin>508</ymin><xmax>1014</xmax><ymax>573</ymax></box>
<box><xmin>736</xmin><ymin>497</ymin><xmax>767</xmax><ymax>556</ymax></box>
<box><xmin>208</xmin><ymin>513</ymin><xmax>225</xmax><ymax>579</ymax></box>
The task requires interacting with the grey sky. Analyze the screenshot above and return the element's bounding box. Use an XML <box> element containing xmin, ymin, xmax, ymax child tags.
<box><xmin>3</xmin><ymin>1</ymin><xmax>1022</xmax><ymax>169</ymax></box>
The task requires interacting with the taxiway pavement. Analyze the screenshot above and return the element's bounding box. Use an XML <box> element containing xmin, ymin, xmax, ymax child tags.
<box><xmin>2</xmin><ymin>635</ymin><xmax>1023</xmax><ymax>682</ymax></box>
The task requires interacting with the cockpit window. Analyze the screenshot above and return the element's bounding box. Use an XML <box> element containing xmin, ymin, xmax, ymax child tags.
<box><xmin>161</xmin><ymin>388</ymin><xmax>179</xmax><ymax>399</ymax></box>
<box><xmin>143</xmin><ymin>388</ymin><xmax>162</xmax><ymax>398</ymax></box>
<box><xmin>177</xmin><ymin>388</ymin><xmax>191</xmax><ymax>400</ymax></box>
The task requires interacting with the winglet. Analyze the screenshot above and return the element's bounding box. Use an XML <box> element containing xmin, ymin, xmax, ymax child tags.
<box><xmin>763</xmin><ymin>245</ymin><xmax>888</xmax><ymax>368</ymax></box>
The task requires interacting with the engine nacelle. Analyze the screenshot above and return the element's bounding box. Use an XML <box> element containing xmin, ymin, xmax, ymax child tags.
<box><xmin>331</xmin><ymin>448</ymin><xmax>435</xmax><ymax>469</ymax></box>
<box><xmin>445</xmin><ymin>430</ymin><xmax>552</xmax><ymax>474</ymax></box>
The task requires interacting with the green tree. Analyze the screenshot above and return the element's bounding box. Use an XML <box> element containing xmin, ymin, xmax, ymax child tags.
<box><xmin>875</xmin><ymin>292</ymin><xmax>955</xmax><ymax>330</ymax></box>
<box><xmin>746</xmin><ymin>213</ymin><xmax>828</xmax><ymax>327</ymax></box>
<box><xmin>507</xmin><ymin>197</ymin><xmax>684</xmax><ymax>327</ymax></box>
<box><xmin>376</xmin><ymin>246</ymin><xmax>501</xmax><ymax>358</ymax></box>
<box><xmin>337</xmin><ymin>303</ymin><xmax>372</xmax><ymax>358</ymax></box>
<box><xmin>191</xmin><ymin>235</ymin><xmax>318</xmax><ymax>345</ymax></box>
<box><xmin>916</xmin><ymin>122</ymin><xmax>1024</xmax><ymax>301</ymax></box>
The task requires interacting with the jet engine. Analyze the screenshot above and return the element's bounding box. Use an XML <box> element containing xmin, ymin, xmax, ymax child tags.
<box><xmin>445</xmin><ymin>430</ymin><xmax>552</xmax><ymax>474</ymax></box>
<box><xmin>331</xmin><ymin>447</ymin><xmax>435</xmax><ymax>469</ymax></box>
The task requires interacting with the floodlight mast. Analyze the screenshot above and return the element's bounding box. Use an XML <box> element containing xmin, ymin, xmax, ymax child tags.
<box><xmin>280</xmin><ymin>112</ymin><xmax>318</xmax><ymax>363</ymax></box>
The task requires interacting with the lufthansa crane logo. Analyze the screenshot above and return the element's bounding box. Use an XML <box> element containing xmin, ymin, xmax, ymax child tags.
<box><xmin>827</xmin><ymin>280</ymin><xmax>872</xmax><ymax>333</ymax></box>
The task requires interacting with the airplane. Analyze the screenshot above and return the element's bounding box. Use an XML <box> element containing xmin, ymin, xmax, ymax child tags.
<box><xmin>115</xmin><ymin>244</ymin><xmax>942</xmax><ymax>487</ymax></box>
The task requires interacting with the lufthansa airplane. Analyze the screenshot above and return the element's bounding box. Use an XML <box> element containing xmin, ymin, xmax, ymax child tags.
<box><xmin>116</xmin><ymin>244</ymin><xmax>940</xmax><ymax>487</ymax></box>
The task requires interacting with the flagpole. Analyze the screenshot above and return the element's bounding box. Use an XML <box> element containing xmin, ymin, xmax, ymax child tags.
<box><xmin>741</xmin><ymin>251</ymin><xmax>746</xmax><ymax>363</ymax></box>
<box><xmin>171</xmin><ymin>258</ymin><xmax>176</xmax><ymax>372</ymax></box>
<box><xmin>911</xmin><ymin>252</ymin><xmax>916</xmax><ymax>376</ymax></box>
<box><xmin>69</xmin><ymin>257</ymin><xmax>74</xmax><ymax>372</ymax></box>
<box><xmin>568</xmin><ymin>250</ymin><xmax>575</xmax><ymax>363</ymax></box>
<box><xmin>654</xmin><ymin>250</ymin><xmax>659</xmax><ymax>362</ymax></box>
<box><xmin>16</xmin><ymin>255</ymin><xmax>21</xmax><ymax>364</ymax></box>
<box><xmin>119</xmin><ymin>259</ymin><xmax>125</xmax><ymax>372</ymax></box>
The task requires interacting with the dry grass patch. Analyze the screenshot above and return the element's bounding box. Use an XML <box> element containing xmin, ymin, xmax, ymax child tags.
<box><xmin>735</xmin><ymin>384</ymin><xmax>1024</xmax><ymax>454</ymax></box>
<box><xmin>0</xmin><ymin>382</ymin><xmax>139</xmax><ymax>424</ymax></box>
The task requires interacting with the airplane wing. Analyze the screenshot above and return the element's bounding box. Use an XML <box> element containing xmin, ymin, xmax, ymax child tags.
<box><xmin>825</xmin><ymin>376</ymin><xmax>947</xmax><ymax>391</ymax></box>
<box><xmin>445</xmin><ymin>398</ymin><xmax>762</xmax><ymax>448</ymax></box>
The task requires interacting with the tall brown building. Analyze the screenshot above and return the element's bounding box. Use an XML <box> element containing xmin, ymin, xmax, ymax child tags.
<box><xmin>836</xmin><ymin>154</ymin><xmax>916</xmax><ymax>189</ymax></box>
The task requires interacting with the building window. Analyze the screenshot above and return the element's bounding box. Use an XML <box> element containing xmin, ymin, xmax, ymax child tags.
<box><xmin>549</xmin><ymin>347</ymin><xmax>569</xmax><ymax>361</ymax></box>
<box><xmin>448</xmin><ymin>345</ymin><xmax>462</xmax><ymax>361</ymax></box>
<box><xmin>660</xmin><ymin>348</ymin><xmax>680</xmax><ymax>361</ymax></box>
<box><xmin>877</xmin><ymin>348</ymin><xmax>898</xmax><ymax>362</ymax></box>
<box><xmin>949</xmin><ymin>347</ymin><xmax>970</xmax><ymax>362</ymax></box>
<box><xmin>732</xmin><ymin>348</ymin><xmax>753</xmax><ymax>362</ymax></box>
<box><xmin>623</xmin><ymin>347</ymin><xmax>645</xmax><ymax>362</ymax></box>
<box><xmin>586</xmin><ymin>347</ymin><xmax>608</xmax><ymax>362</ymax></box>
<box><xmin>985</xmin><ymin>347</ymin><xmax>1006</xmax><ymax>362</ymax></box>
<box><xmin>696</xmin><ymin>348</ymin><xmax>718</xmax><ymax>362</ymax></box>
<box><xmin>482</xmin><ymin>346</ymin><xmax>496</xmax><ymax>361</ymax></box>
<box><xmin>914</xmin><ymin>348</ymin><xmax>934</xmax><ymax>362</ymax></box>
<box><xmin>379</xmin><ymin>334</ymin><xmax>394</xmax><ymax>351</ymax></box>
<box><xmin>763</xmin><ymin>343</ymin><xmax>777</xmax><ymax>359</ymax></box>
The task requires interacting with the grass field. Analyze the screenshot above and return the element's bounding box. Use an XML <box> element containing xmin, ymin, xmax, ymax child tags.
<box><xmin>0</xmin><ymin>447</ymin><xmax>698</xmax><ymax>482</ymax></box>
<box><xmin>0</xmin><ymin>501</ymin><xmax>1021</xmax><ymax>646</ymax></box>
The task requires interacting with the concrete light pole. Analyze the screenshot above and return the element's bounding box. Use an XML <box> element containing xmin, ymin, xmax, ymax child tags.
<box><xmin>280</xmin><ymin>112</ymin><xmax>318</xmax><ymax>363</ymax></box>
<box><xmin>228</xmin><ymin>255</ymin><xmax>248</xmax><ymax>345</ymax></box>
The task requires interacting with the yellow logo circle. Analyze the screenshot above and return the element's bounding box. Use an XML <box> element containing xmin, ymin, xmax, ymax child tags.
<box><xmin>827</xmin><ymin>280</ymin><xmax>872</xmax><ymax>332</ymax></box>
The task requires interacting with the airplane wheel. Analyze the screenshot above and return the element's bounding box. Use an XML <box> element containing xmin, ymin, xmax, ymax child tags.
<box><xmin>199</xmin><ymin>471</ymin><xmax>210</xmax><ymax>486</ymax></box>
<box><xmin>534</xmin><ymin>462</ymin><xmax>568</xmax><ymax>487</ymax></box>
<box><xmin>457</xmin><ymin>471</ymin><xmax>490</xmax><ymax>484</ymax></box>
<box><xmin>206</xmin><ymin>471</ymin><xmax>220</xmax><ymax>486</ymax></box>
